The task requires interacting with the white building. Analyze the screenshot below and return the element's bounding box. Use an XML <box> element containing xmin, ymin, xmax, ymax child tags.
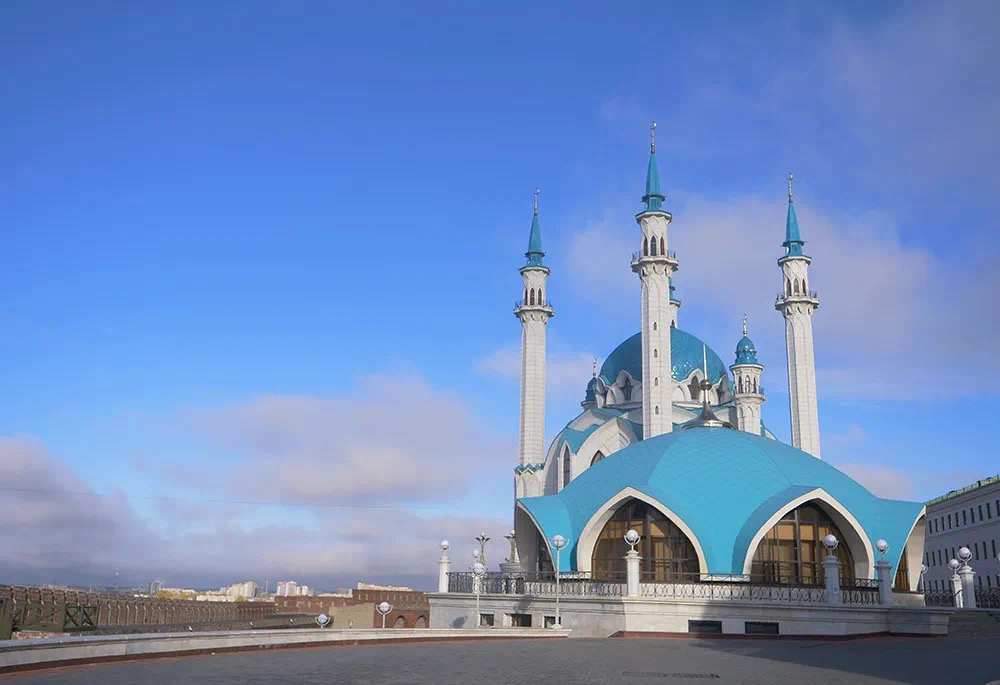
<box><xmin>275</xmin><ymin>581</ymin><xmax>312</xmax><ymax>597</ymax></box>
<box><xmin>922</xmin><ymin>475</ymin><xmax>1000</xmax><ymax>597</ymax></box>
<box><xmin>225</xmin><ymin>580</ymin><xmax>259</xmax><ymax>599</ymax></box>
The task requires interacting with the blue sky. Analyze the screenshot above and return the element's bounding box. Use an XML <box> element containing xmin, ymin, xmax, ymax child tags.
<box><xmin>1</xmin><ymin>1</ymin><xmax>998</xmax><ymax>591</ymax></box>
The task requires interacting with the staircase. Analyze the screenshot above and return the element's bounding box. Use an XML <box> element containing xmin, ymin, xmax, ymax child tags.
<box><xmin>948</xmin><ymin>610</ymin><xmax>1000</xmax><ymax>637</ymax></box>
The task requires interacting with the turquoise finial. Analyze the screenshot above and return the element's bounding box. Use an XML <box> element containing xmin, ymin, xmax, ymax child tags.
<box><xmin>525</xmin><ymin>187</ymin><xmax>545</xmax><ymax>266</ymax></box>
<box><xmin>782</xmin><ymin>172</ymin><xmax>804</xmax><ymax>257</ymax></box>
<box><xmin>641</xmin><ymin>121</ymin><xmax>665</xmax><ymax>212</ymax></box>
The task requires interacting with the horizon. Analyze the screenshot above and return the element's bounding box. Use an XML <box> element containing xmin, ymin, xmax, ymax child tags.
<box><xmin>2</xmin><ymin>0</ymin><xmax>999</xmax><ymax>592</ymax></box>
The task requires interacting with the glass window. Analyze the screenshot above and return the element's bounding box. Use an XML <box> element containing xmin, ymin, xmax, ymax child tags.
<box><xmin>750</xmin><ymin>503</ymin><xmax>855</xmax><ymax>585</ymax></box>
<box><xmin>962</xmin><ymin>510</ymin><xmax>967</xmax><ymax>526</ymax></box>
<box><xmin>975</xmin><ymin>543</ymin><xmax>980</xmax><ymax>560</ymax></box>
<box><xmin>590</xmin><ymin>451</ymin><xmax>605</xmax><ymax>467</ymax></box>
<box><xmin>948</xmin><ymin>514</ymin><xmax>952</xmax><ymax>529</ymax></box>
<box><xmin>893</xmin><ymin>546</ymin><xmax>910</xmax><ymax>591</ymax></box>
<box><xmin>562</xmin><ymin>449</ymin><xmax>571</xmax><ymax>488</ymax></box>
<box><xmin>592</xmin><ymin>498</ymin><xmax>699</xmax><ymax>581</ymax></box>
<box><xmin>989</xmin><ymin>502</ymin><xmax>994</xmax><ymax>519</ymax></box>
<box><xmin>979</xmin><ymin>505</ymin><xmax>984</xmax><ymax>521</ymax></box>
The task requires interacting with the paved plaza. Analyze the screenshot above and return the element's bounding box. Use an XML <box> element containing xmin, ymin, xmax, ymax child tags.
<box><xmin>4</xmin><ymin>636</ymin><xmax>999</xmax><ymax>685</ymax></box>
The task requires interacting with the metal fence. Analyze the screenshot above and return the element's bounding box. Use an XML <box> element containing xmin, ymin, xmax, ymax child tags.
<box><xmin>923</xmin><ymin>589</ymin><xmax>956</xmax><ymax>607</ymax></box>
<box><xmin>975</xmin><ymin>587</ymin><xmax>1000</xmax><ymax>609</ymax></box>
<box><xmin>447</xmin><ymin>572</ymin><xmax>888</xmax><ymax>605</ymax></box>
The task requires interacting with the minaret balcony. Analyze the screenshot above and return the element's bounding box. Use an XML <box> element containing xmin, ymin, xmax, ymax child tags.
<box><xmin>775</xmin><ymin>291</ymin><xmax>819</xmax><ymax>307</ymax></box>
<box><xmin>514</xmin><ymin>299</ymin><xmax>554</xmax><ymax>315</ymax></box>
<box><xmin>630</xmin><ymin>250</ymin><xmax>679</xmax><ymax>271</ymax></box>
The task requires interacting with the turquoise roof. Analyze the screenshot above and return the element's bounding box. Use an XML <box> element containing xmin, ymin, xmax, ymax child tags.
<box><xmin>519</xmin><ymin>428</ymin><xmax>923</xmax><ymax>576</ymax></box>
<box><xmin>783</xmin><ymin>200</ymin><xmax>805</xmax><ymax>257</ymax></box>
<box><xmin>669</xmin><ymin>277</ymin><xmax>680</xmax><ymax>304</ymax></box>
<box><xmin>640</xmin><ymin>151</ymin><xmax>665</xmax><ymax>212</ymax></box>
<box><xmin>599</xmin><ymin>329</ymin><xmax>727</xmax><ymax>385</ymax></box>
<box><xmin>584</xmin><ymin>376</ymin><xmax>599</xmax><ymax>402</ymax></box>
<box><xmin>525</xmin><ymin>212</ymin><xmax>544</xmax><ymax>266</ymax></box>
<box><xmin>734</xmin><ymin>336</ymin><xmax>759</xmax><ymax>365</ymax></box>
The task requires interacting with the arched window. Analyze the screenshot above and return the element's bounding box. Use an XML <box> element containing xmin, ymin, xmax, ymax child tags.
<box><xmin>737</xmin><ymin>376</ymin><xmax>743</xmax><ymax>393</ymax></box>
<box><xmin>643</xmin><ymin>237</ymin><xmax>649</xmax><ymax>256</ymax></box>
<box><xmin>660</xmin><ymin>237</ymin><xmax>665</xmax><ymax>255</ymax></box>
<box><xmin>562</xmin><ymin>448</ymin><xmax>571</xmax><ymax>488</ymax></box>
<box><xmin>414</xmin><ymin>615</ymin><xmax>427</xmax><ymax>628</ymax></box>
<box><xmin>524</xmin><ymin>288</ymin><xmax>527</xmax><ymax>304</ymax></box>
<box><xmin>538</xmin><ymin>288</ymin><xmax>543</xmax><ymax>304</ymax></box>
<box><xmin>753</xmin><ymin>377</ymin><xmax>758</xmax><ymax>393</ymax></box>
<box><xmin>622</xmin><ymin>377</ymin><xmax>633</xmax><ymax>401</ymax></box>
<box><xmin>592</xmin><ymin>498</ymin><xmax>699</xmax><ymax>580</ymax></box>
<box><xmin>393</xmin><ymin>616</ymin><xmax>406</xmax><ymax>628</ymax></box>
<box><xmin>653</xmin><ymin>321</ymin><xmax>657</xmax><ymax>331</ymax></box>
<box><xmin>688</xmin><ymin>376</ymin><xmax>701</xmax><ymax>401</ymax></box>
<box><xmin>654</xmin><ymin>405</ymin><xmax>659</xmax><ymax>415</ymax></box>
<box><xmin>590</xmin><ymin>451</ymin><xmax>605</xmax><ymax>467</ymax></box>
<box><xmin>786</xmin><ymin>279</ymin><xmax>791</xmax><ymax>296</ymax></box>
<box><xmin>751</xmin><ymin>502</ymin><xmax>855</xmax><ymax>584</ymax></box>
<box><xmin>654</xmin><ymin>377</ymin><xmax>658</xmax><ymax>387</ymax></box>
<box><xmin>793</xmin><ymin>279</ymin><xmax>799</xmax><ymax>294</ymax></box>
<box><xmin>529</xmin><ymin>288</ymin><xmax>535</xmax><ymax>305</ymax></box>
<box><xmin>650</xmin><ymin>238</ymin><xmax>657</xmax><ymax>256</ymax></box>
<box><xmin>653</xmin><ymin>348</ymin><xmax>658</xmax><ymax>358</ymax></box>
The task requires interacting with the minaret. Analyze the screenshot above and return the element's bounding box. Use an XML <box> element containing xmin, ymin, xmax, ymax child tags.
<box><xmin>631</xmin><ymin>122</ymin><xmax>678</xmax><ymax>437</ymax></box>
<box><xmin>515</xmin><ymin>188</ymin><xmax>554</xmax><ymax>467</ymax></box>
<box><xmin>774</xmin><ymin>174</ymin><xmax>821</xmax><ymax>457</ymax></box>
<box><xmin>730</xmin><ymin>314</ymin><xmax>765</xmax><ymax>436</ymax></box>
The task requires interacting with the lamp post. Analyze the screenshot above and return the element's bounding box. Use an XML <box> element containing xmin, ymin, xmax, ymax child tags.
<box><xmin>821</xmin><ymin>534</ymin><xmax>841</xmax><ymax>605</ymax></box>
<box><xmin>957</xmin><ymin>546</ymin><xmax>976</xmax><ymax>608</ymax></box>
<box><xmin>315</xmin><ymin>613</ymin><xmax>330</xmax><ymax>629</ymax></box>
<box><xmin>376</xmin><ymin>601</ymin><xmax>392</xmax><ymax>628</ymax></box>
<box><xmin>874</xmin><ymin>539</ymin><xmax>893</xmax><ymax>605</ymax></box>
<box><xmin>472</xmin><ymin>561</ymin><xmax>486</xmax><ymax>627</ymax></box>
<box><xmin>475</xmin><ymin>532</ymin><xmax>491</xmax><ymax>568</ymax></box>
<box><xmin>948</xmin><ymin>558</ymin><xmax>963</xmax><ymax>608</ymax></box>
<box><xmin>919</xmin><ymin>564</ymin><xmax>927</xmax><ymax>593</ymax></box>
<box><xmin>551</xmin><ymin>534</ymin><xmax>568</xmax><ymax>627</ymax></box>
<box><xmin>624</xmin><ymin>529</ymin><xmax>641</xmax><ymax>597</ymax></box>
<box><xmin>438</xmin><ymin>540</ymin><xmax>451</xmax><ymax>593</ymax></box>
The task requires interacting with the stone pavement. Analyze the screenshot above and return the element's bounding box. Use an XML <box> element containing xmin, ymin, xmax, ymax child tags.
<box><xmin>4</xmin><ymin>636</ymin><xmax>999</xmax><ymax>685</ymax></box>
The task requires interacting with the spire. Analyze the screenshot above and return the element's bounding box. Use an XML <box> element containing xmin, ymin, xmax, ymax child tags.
<box><xmin>682</xmin><ymin>343</ymin><xmax>733</xmax><ymax>430</ymax></box>
<box><xmin>735</xmin><ymin>314</ymin><xmax>759</xmax><ymax>365</ymax></box>
<box><xmin>641</xmin><ymin>122</ymin><xmax>665</xmax><ymax>212</ymax></box>
<box><xmin>783</xmin><ymin>173</ymin><xmax>804</xmax><ymax>257</ymax></box>
<box><xmin>525</xmin><ymin>187</ymin><xmax>545</xmax><ymax>266</ymax></box>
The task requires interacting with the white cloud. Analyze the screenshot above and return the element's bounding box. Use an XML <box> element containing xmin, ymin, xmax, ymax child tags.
<box><xmin>476</xmin><ymin>345</ymin><xmax>597</xmax><ymax>394</ymax></box>
<box><xmin>181</xmin><ymin>372</ymin><xmax>513</xmax><ymax>503</ymax></box>
<box><xmin>833</xmin><ymin>462</ymin><xmax>917</xmax><ymax>501</ymax></box>
<box><xmin>563</xmin><ymin>191</ymin><xmax>999</xmax><ymax>400</ymax></box>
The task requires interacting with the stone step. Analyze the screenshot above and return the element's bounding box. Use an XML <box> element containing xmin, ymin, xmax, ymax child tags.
<box><xmin>948</xmin><ymin>612</ymin><xmax>1000</xmax><ymax>636</ymax></box>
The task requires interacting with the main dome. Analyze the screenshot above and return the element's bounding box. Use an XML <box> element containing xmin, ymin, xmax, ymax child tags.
<box><xmin>599</xmin><ymin>328</ymin><xmax>728</xmax><ymax>385</ymax></box>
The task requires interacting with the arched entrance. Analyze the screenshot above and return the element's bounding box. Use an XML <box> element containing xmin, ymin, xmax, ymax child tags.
<box><xmin>750</xmin><ymin>502</ymin><xmax>855</xmax><ymax>584</ymax></box>
<box><xmin>591</xmin><ymin>498</ymin><xmax>699</xmax><ymax>580</ymax></box>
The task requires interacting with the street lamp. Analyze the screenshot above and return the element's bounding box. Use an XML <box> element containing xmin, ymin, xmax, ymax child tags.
<box><xmin>822</xmin><ymin>534</ymin><xmax>839</xmax><ymax>553</ymax></box>
<box><xmin>919</xmin><ymin>564</ymin><xmax>928</xmax><ymax>593</ymax></box>
<box><xmin>472</xmin><ymin>561</ymin><xmax>486</xmax><ymax>627</ymax></box>
<box><xmin>376</xmin><ymin>601</ymin><xmax>392</xmax><ymax>629</ymax></box>
<box><xmin>624</xmin><ymin>529</ymin><xmax>640</xmax><ymax>552</ymax></box>
<box><xmin>875</xmin><ymin>539</ymin><xmax>889</xmax><ymax>559</ymax></box>
<box><xmin>551</xmin><ymin>534</ymin><xmax>568</xmax><ymax>627</ymax></box>
<box><xmin>475</xmin><ymin>532</ymin><xmax>491</xmax><ymax>567</ymax></box>
<box><xmin>958</xmin><ymin>546</ymin><xmax>972</xmax><ymax>567</ymax></box>
<box><xmin>315</xmin><ymin>613</ymin><xmax>330</xmax><ymax>629</ymax></box>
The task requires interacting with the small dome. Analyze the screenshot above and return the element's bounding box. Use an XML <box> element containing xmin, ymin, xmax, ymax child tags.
<box><xmin>584</xmin><ymin>376</ymin><xmax>599</xmax><ymax>402</ymax></box>
<box><xmin>734</xmin><ymin>336</ymin><xmax>759</xmax><ymax>365</ymax></box>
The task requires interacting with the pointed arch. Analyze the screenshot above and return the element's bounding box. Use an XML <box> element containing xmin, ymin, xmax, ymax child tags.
<box><xmin>561</xmin><ymin>445</ymin><xmax>572</xmax><ymax>489</ymax></box>
<box><xmin>786</xmin><ymin>278</ymin><xmax>791</xmax><ymax>296</ymax></box>
<box><xmin>738</xmin><ymin>488</ymin><xmax>874</xmax><ymax>580</ymax></box>
<box><xmin>660</xmin><ymin>237</ymin><xmax>665</xmax><ymax>255</ymax></box>
<box><xmin>590</xmin><ymin>450</ymin><xmax>605</xmax><ymax>466</ymax></box>
<box><xmin>793</xmin><ymin>279</ymin><xmax>799</xmax><ymax>294</ymax></box>
<box><xmin>576</xmin><ymin>486</ymin><xmax>709</xmax><ymax>574</ymax></box>
<box><xmin>643</xmin><ymin>237</ymin><xmax>649</xmax><ymax>256</ymax></box>
<box><xmin>529</xmin><ymin>288</ymin><xmax>535</xmax><ymax>305</ymax></box>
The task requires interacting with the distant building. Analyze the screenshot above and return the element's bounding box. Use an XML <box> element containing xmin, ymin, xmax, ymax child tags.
<box><xmin>148</xmin><ymin>579</ymin><xmax>163</xmax><ymax>595</ymax></box>
<box><xmin>275</xmin><ymin>581</ymin><xmax>313</xmax><ymax>597</ymax></box>
<box><xmin>225</xmin><ymin>580</ymin><xmax>259</xmax><ymax>599</ymax></box>
<box><xmin>923</xmin><ymin>475</ymin><xmax>1000</xmax><ymax>593</ymax></box>
<box><xmin>273</xmin><ymin>585</ymin><xmax>428</xmax><ymax>629</ymax></box>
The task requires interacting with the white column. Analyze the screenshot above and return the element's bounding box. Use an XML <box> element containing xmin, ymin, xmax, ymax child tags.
<box><xmin>625</xmin><ymin>550</ymin><xmax>641</xmax><ymax>598</ymax></box>
<box><xmin>950</xmin><ymin>572</ymin><xmax>964</xmax><ymax>608</ymax></box>
<box><xmin>823</xmin><ymin>555</ymin><xmax>841</xmax><ymax>605</ymax></box>
<box><xmin>959</xmin><ymin>566</ymin><xmax>977</xmax><ymax>609</ymax></box>
<box><xmin>516</xmin><ymin>268</ymin><xmax>552</xmax><ymax>467</ymax></box>
<box><xmin>776</xmin><ymin>256</ymin><xmax>821</xmax><ymax>458</ymax></box>
<box><xmin>438</xmin><ymin>553</ymin><xmax>450</xmax><ymax>594</ymax></box>
<box><xmin>876</xmin><ymin>559</ymin><xmax>894</xmax><ymax>606</ymax></box>
<box><xmin>633</xmin><ymin>212</ymin><xmax>677</xmax><ymax>437</ymax></box>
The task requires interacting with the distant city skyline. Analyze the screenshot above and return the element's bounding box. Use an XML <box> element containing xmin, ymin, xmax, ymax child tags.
<box><xmin>2</xmin><ymin>1</ymin><xmax>998</xmax><ymax>591</ymax></box>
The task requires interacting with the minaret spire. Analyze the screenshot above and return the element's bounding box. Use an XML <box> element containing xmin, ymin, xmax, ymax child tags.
<box><xmin>515</xmin><ymin>189</ymin><xmax>554</xmax><ymax>477</ymax></box>
<box><xmin>731</xmin><ymin>314</ymin><xmax>765</xmax><ymax>435</ymax></box>
<box><xmin>775</xmin><ymin>174</ymin><xmax>821</xmax><ymax>457</ymax></box>
<box><xmin>632</xmin><ymin>122</ymin><xmax>676</xmax><ymax>437</ymax></box>
<box><xmin>743</xmin><ymin>313</ymin><xmax>748</xmax><ymax>338</ymax></box>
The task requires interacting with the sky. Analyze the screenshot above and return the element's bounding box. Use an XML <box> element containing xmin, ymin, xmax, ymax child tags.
<box><xmin>1</xmin><ymin>1</ymin><xmax>998</xmax><ymax>593</ymax></box>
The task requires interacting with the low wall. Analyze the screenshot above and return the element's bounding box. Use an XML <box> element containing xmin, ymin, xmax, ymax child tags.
<box><xmin>428</xmin><ymin>593</ymin><xmax>952</xmax><ymax>638</ymax></box>
<box><xmin>0</xmin><ymin>627</ymin><xmax>570</xmax><ymax>674</ymax></box>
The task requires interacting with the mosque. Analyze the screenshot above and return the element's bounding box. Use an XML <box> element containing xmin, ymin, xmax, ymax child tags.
<box><xmin>507</xmin><ymin>124</ymin><xmax>926</xmax><ymax>593</ymax></box>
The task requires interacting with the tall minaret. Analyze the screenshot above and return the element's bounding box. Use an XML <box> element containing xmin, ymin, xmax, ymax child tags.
<box><xmin>515</xmin><ymin>188</ymin><xmax>554</xmax><ymax>467</ymax></box>
<box><xmin>669</xmin><ymin>278</ymin><xmax>681</xmax><ymax>328</ymax></box>
<box><xmin>774</xmin><ymin>174</ymin><xmax>821</xmax><ymax>457</ymax></box>
<box><xmin>730</xmin><ymin>314</ymin><xmax>765</xmax><ymax>436</ymax></box>
<box><xmin>631</xmin><ymin>122</ymin><xmax>678</xmax><ymax>437</ymax></box>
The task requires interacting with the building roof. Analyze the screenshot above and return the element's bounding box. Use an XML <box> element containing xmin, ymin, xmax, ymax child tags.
<box><xmin>519</xmin><ymin>427</ymin><xmax>923</xmax><ymax>576</ymax></box>
<box><xmin>783</xmin><ymin>199</ymin><xmax>805</xmax><ymax>257</ymax></box>
<box><xmin>525</xmin><ymin>211</ymin><xmax>544</xmax><ymax>267</ymax></box>
<box><xmin>925</xmin><ymin>474</ymin><xmax>1000</xmax><ymax>506</ymax></box>
<box><xmin>734</xmin><ymin>335</ymin><xmax>759</xmax><ymax>365</ymax></box>
<box><xmin>599</xmin><ymin>328</ymin><xmax>728</xmax><ymax>386</ymax></box>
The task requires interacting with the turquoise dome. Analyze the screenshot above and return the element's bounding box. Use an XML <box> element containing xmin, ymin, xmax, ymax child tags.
<box><xmin>599</xmin><ymin>329</ymin><xmax>727</xmax><ymax>385</ymax></box>
<box><xmin>584</xmin><ymin>376</ymin><xmax>599</xmax><ymax>402</ymax></box>
<box><xmin>518</xmin><ymin>427</ymin><xmax>923</xmax><ymax>576</ymax></box>
<box><xmin>734</xmin><ymin>336</ymin><xmax>759</xmax><ymax>365</ymax></box>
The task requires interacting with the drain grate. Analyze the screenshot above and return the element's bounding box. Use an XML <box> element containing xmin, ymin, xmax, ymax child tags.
<box><xmin>622</xmin><ymin>672</ymin><xmax>720</xmax><ymax>679</ymax></box>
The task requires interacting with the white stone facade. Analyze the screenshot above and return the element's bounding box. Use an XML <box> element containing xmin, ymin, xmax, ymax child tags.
<box><xmin>776</xmin><ymin>254</ymin><xmax>821</xmax><ymax>457</ymax></box>
<box><xmin>516</xmin><ymin>265</ymin><xmax>552</xmax><ymax>468</ymax></box>
<box><xmin>730</xmin><ymin>362</ymin><xmax>764</xmax><ymax>435</ymax></box>
<box><xmin>632</xmin><ymin>211</ymin><xmax>677</xmax><ymax>438</ymax></box>
<box><xmin>922</xmin><ymin>477</ymin><xmax>1000</xmax><ymax>594</ymax></box>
